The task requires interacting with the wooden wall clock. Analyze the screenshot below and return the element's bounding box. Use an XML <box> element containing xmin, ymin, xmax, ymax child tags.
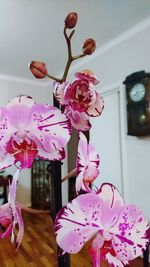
<box><xmin>123</xmin><ymin>70</ymin><xmax>150</xmax><ymax>136</ymax></box>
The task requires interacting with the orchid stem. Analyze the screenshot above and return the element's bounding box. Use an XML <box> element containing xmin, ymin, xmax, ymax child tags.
<box><xmin>45</xmin><ymin>26</ymin><xmax>86</xmax><ymax>83</ymax></box>
<box><xmin>46</xmin><ymin>73</ymin><xmax>62</xmax><ymax>83</ymax></box>
<box><xmin>61</xmin><ymin>168</ymin><xmax>76</xmax><ymax>182</ymax></box>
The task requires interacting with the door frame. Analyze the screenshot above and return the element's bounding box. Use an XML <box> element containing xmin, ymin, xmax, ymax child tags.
<box><xmin>100</xmin><ymin>81</ymin><xmax>129</xmax><ymax>201</ymax></box>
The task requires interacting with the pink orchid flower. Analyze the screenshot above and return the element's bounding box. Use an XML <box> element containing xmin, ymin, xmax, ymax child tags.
<box><xmin>0</xmin><ymin>95</ymin><xmax>71</xmax><ymax>169</ymax></box>
<box><xmin>76</xmin><ymin>132</ymin><xmax>99</xmax><ymax>194</ymax></box>
<box><xmin>53</xmin><ymin>70</ymin><xmax>104</xmax><ymax>131</ymax></box>
<box><xmin>0</xmin><ymin>169</ymin><xmax>24</xmax><ymax>250</ymax></box>
<box><xmin>55</xmin><ymin>183</ymin><xmax>150</xmax><ymax>267</ymax></box>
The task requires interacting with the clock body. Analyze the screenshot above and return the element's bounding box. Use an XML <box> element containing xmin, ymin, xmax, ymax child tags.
<box><xmin>124</xmin><ymin>71</ymin><xmax>150</xmax><ymax>136</ymax></box>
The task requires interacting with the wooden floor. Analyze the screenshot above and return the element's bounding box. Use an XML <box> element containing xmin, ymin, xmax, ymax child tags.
<box><xmin>0</xmin><ymin>212</ymin><xmax>148</xmax><ymax>267</ymax></box>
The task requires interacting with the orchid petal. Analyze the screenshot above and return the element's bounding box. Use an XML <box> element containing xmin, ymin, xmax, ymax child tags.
<box><xmin>8</xmin><ymin>168</ymin><xmax>20</xmax><ymax>204</ymax></box>
<box><xmin>38</xmin><ymin>145</ymin><xmax>66</xmax><ymax>161</ymax></box>
<box><xmin>16</xmin><ymin>206</ymin><xmax>24</xmax><ymax>250</ymax></box>
<box><xmin>7</xmin><ymin>95</ymin><xmax>35</xmax><ymax>108</ymax></box>
<box><xmin>75</xmin><ymin>71</ymin><xmax>99</xmax><ymax>85</ymax></box>
<box><xmin>77</xmin><ymin>132</ymin><xmax>99</xmax><ymax>175</ymax></box>
<box><xmin>112</xmin><ymin>205</ymin><xmax>149</xmax><ymax>262</ymax></box>
<box><xmin>64</xmin><ymin>80</ymin><xmax>96</xmax><ymax>111</ymax></box>
<box><xmin>86</xmin><ymin>93</ymin><xmax>104</xmax><ymax>117</ymax></box>
<box><xmin>55</xmin><ymin>193</ymin><xmax>103</xmax><ymax>254</ymax></box>
<box><xmin>105</xmin><ymin>252</ymin><xmax>126</xmax><ymax>267</ymax></box>
<box><xmin>0</xmin><ymin>153</ymin><xmax>15</xmax><ymax>170</ymax></box>
<box><xmin>76</xmin><ymin>132</ymin><xmax>99</xmax><ymax>194</ymax></box>
<box><xmin>89</xmin><ymin>235</ymin><xmax>104</xmax><ymax>267</ymax></box>
<box><xmin>30</xmin><ymin>104</ymin><xmax>71</xmax><ymax>152</ymax></box>
<box><xmin>65</xmin><ymin>107</ymin><xmax>91</xmax><ymax>131</ymax></box>
<box><xmin>75</xmin><ymin>171</ymin><xmax>91</xmax><ymax>194</ymax></box>
<box><xmin>7</xmin><ymin>96</ymin><xmax>35</xmax><ymax>130</ymax></box>
<box><xmin>53</xmin><ymin>81</ymin><xmax>69</xmax><ymax>105</ymax></box>
<box><xmin>97</xmin><ymin>183</ymin><xmax>124</xmax><ymax>228</ymax></box>
<box><xmin>1</xmin><ymin>223</ymin><xmax>13</xmax><ymax>239</ymax></box>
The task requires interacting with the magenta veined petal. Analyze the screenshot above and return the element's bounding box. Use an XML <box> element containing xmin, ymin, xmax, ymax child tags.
<box><xmin>15</xmin><ymin>206</ymin><xmax>24</xmax><ymax>250</ymax></box>
<box><xmin>75</xmin><ymin>171</ymin><xmax>92</xmax><ymax>194</ymax></box>
<box><xmin>86</xmin><ymin>93</ymin><xmax>104</xmax><ymax>117</ymax></box>
<box><xmin>55</xmin><ymin>193</ymin><xmax>103</xmax><ymax>254</ymax></box>
<box><xmin>105</xmin><ymin>253</ymin><xmax>126</xmax><ymax>267</ymax></box>
<box><xmin>96</xmin><ymin>183</ymin><xmax>124</xmax><ymax>228</ymax></box>
<box><xmin>76</xmin><ymin>132</ymin><xmax>99</xmax><ymax>194</ymax></box>
<box><xmin>30</xmin><ymin>104</ymin><xmax>71</xmax><ymax>149</ymax></box>
<box><xmin>65</xmin><ymin>106</ymin><xmax>91</xmax><ymax>131</ymax></box>
<box><xmin>53</xmin><ymin>81</ymin><xmax>69</xmax><ymax>105</ymax></box>
<box><xmin>112</xmin><ymin>205</ymin><xmax>149</xmax><ymax>262</ymax></box>
<box><xmin>7</xmin><ymin>96</ymin><xmax>35</xmax><ymax>130</ymax></box>
<box><xmin>77</xmin><ymin>132</ymin><xmax>99</xmax><ymax>174</ymax></box>
<box><xmin>75</xmin><ymin>71</ymin><xmax>99</xmax><ymax>85</ymax></box>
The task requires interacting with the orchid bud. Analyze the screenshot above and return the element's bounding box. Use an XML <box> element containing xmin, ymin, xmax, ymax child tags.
<box><xmin>65</xmin><ymin>12</ymin><xmax>78</xmax><ymax>29</ymax></box>
<box><xmin>82</xmin><ymin>38</ymin><xmax>96</xmax><ymax>55</ymax></box>
<box><xmin>29</xmin><ymin>61</ymin><xmax>48</xmax><ymax>79</ymax></box>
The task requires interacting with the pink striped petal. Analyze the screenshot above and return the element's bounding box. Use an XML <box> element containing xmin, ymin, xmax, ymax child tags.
<box><xmin>8</xmin><ymin>169</ymin><xmax>20</xmax><ymax>204</ymax></box>
<box><xmin>7</xmin><ymin>96</ymin><xmax>34</xmax><ymax>129</ymax></box>
<box><xmin>30</xmin><ymin>104</ymin><xmax>71</xmax><ymax>153</ymax></box>
<box><xmin>75</xmin><ymin>71</ymin><xmax>99</xmax><ymax>85</ymax></box>
<box><xmin>65</xmin><ymin>106</ymin><xmax>91</xmax><ymax>131</ymax></box>
<box><xmin>76</xmin><ymin>132</ymin><xmax>99</xmax><ymax>193</ymax></box>
<box><xmin>55</xmin><ymin>193</ymin><xmax>103</xmax><ymax>254</ymax></box>
<box><xmin>7</xmin><ymin>95</ymin><xmax>35</xmax><ymax>108</ymax></box>
<box><xmin>16</xmin><ymin>206</ymin><xmax>24</xmax><ymax>250</ymax></box>
<box><xmin>97</xmin><ymin>184</ymin><xmax>124</xmax><ymax>228</ymax></box>
<box><xmin>112</xmin><ymin>205</ymin><xmax>149</xmax><ymax>262</ymax></box>
<box><xmin>53</xmin><ymin>81</ymin><xmax>69</xmax><ymax>105</ymax></box>
<box><xmin>105</xmin><ymin>253</ymin><xmax>126</xmax><ymax>267</ymax></box>
<box><xmin>86</xmin><ymin>93</ymin><xmax>104</xmax><ymax>117</ymax></box>
<box><xmin>75</xmin><ymin>171</ymin><xmax>92</xmax><ymax>194</ymax></box>
<box><xmin>38</xmin><ymin>145</ymin><xmax>66</xmax><ymax>161</ymax></box>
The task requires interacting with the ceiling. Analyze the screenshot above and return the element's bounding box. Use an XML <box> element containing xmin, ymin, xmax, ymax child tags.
<box><xmin>0</xmin><ymin>0</ymin><xmax>150</xmax><ymax>80</ymax></box>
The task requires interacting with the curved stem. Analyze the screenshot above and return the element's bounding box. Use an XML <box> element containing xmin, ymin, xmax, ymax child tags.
<box><xmin>72</xmin><ymin>54</ymin><xmax>85</xmax><ymax>60</ymax></box>
<box><xmin>45</xmin><ymin>27</ymin><xmax>87</xmax><ymax>83</ymax></box>
<box><xmin>46</xmin><ymin>73</ymin><xmax>62</xmax><ymax>83</ymax></box>
<box><xmin>61</xmin><ymin>168</ymin><xmax>76</xmax><ymax>182</ymax></box>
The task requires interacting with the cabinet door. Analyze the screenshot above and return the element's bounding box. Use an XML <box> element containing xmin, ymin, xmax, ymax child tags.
<box><xmin>91</xmin><ymin>90</ymin><xmax>123</xmax><ymax>193</ymax></box>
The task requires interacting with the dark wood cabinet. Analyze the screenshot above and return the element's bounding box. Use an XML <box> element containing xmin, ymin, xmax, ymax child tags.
<box><xmin>31</xmin><ymin>159</ymin><xmax>52</xmax><ymax>209</ymax></box>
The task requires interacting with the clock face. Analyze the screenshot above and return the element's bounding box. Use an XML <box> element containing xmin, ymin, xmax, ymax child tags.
<box><xmin>129</xmin><ymin>83</ymin><xmax>145</xmax><ymax>102</ymax></box>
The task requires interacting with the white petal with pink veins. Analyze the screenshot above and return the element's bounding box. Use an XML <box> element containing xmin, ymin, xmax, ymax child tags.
<box><xmin>7</xmin><ymin>95</ymin><xmax>35</xmax><ymax>108</ymax></box>
<box><xmin>55</xmin><ymin>193</ymin><xmax>103</xmax><ymax>254</ymax></box>
<box><xmin>53</xmin><ymin>81</ymin><xmax>69</xmax><ymax>105</ymax></box>
<box><xmin>65</xmin><ymin>107</ymin><xmax>91</xmax><ymax>131</ymax></box>
<box><xmin>75</xmin><ymin>71</ymin><xmax>99</xmax><ymax>85</ymax></box>
<box><xmin>97</xmin><ymin>183</ymin><xmax>124</xmax><ymax>228</ymax></box>
<box><xmin>87</xmin><ymin>92</ymin><xmax>104</xmax><ymax>117</ymax></box>
<box><xmin>76</xmin><ymin>132</ymin><xmax>99</xmax><ymax>193</ymax></box>
<box><xmin>112</xmin><ymin>205</ymin><xmax>149</xmax><ymax>262</ymax></box>
<box><xmin>106</xmin><ymin>252</ymin><xmax>126</xmax><ymax>267</ymax></box>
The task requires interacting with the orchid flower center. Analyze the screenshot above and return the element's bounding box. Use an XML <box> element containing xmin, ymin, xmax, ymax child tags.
<box><xmin>6</xmin><ymin>138</ymin><xmax>38</xmax><ymax>169</ymax></box>
<box><xmin>68</xmin><ymin>80</ymin><xmax>93</xmax><ymax>112</ymax></box>
<box><xmin>89</xmin><ymin>232</ymin><xmax>116</xmax><ymax>262</ymax></box>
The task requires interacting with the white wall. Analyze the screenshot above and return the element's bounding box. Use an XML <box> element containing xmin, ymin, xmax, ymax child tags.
<box><xmin>0</xmin><ymin>75</ymin><xmax>53</xmax><ymax>205</ymax></box>
<box><xmin>71</xmin><ymin>18</ymin><xmax>150</xmax><ymax>219</ymax></box>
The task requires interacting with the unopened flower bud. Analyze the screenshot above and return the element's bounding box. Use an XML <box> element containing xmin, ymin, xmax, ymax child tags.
<box><xmin>82</xmin><ymin>38</ymin><xmax>96</xmax><ymax>55</ymax></box>
<box><xmin>65</xmin><ymin>12</ymin><xmax>78</xmax><ymax>29</ymax></box>
<box><xmin>29</xmin><ymin>61</ymin><xmax>48</xmax><ymax>79</ymax></box>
